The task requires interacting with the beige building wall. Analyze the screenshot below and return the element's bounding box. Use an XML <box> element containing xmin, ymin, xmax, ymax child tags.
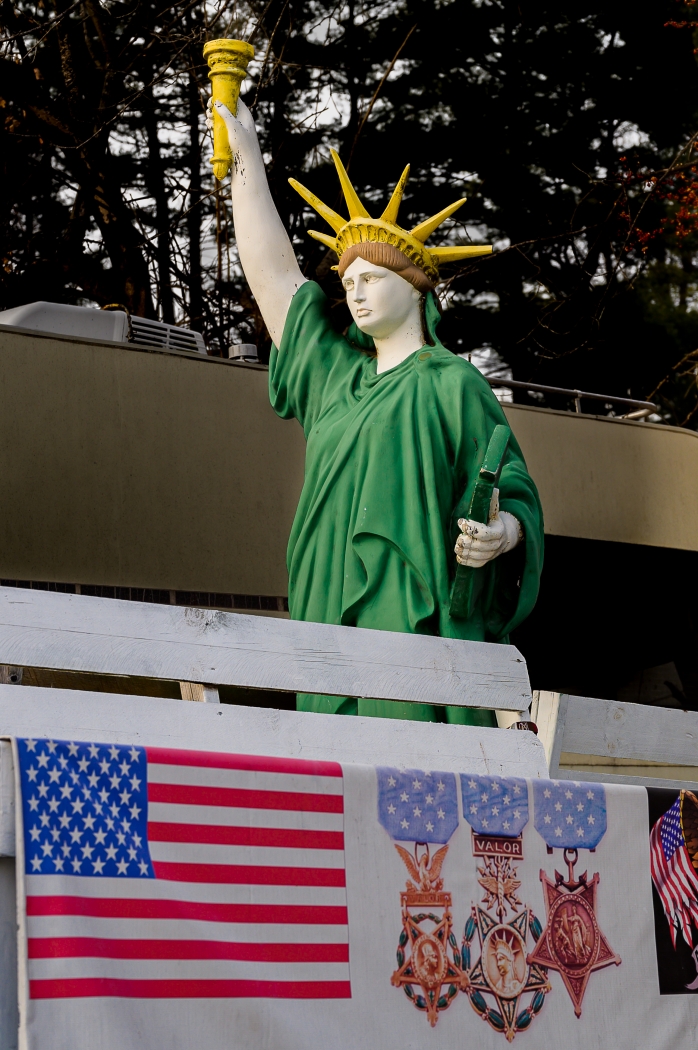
<box><xmin>0</xmin><ymin>325</ymin><xmax>695</xmax><ymax>597</ymax></box>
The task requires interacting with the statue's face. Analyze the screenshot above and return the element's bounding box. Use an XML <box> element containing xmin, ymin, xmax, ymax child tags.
<box><xmin>341</xmin><ymin>257</ymin><xmax>421</xmax><ymax>339</ymax></box>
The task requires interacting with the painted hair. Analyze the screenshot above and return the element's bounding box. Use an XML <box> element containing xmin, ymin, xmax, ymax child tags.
<box><xmin>337</xmin><ymin>241</ymin><xmax>435</xmax><ymax>295</ymax></box>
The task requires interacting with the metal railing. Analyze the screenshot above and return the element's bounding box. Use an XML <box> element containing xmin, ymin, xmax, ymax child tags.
<box><xmin>485</xmin><ymin>377</ymin><xmax>658</xmax><ymax>419</ymax></box>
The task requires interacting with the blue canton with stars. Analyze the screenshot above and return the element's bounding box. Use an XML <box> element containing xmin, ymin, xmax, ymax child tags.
<box><xmin>660</xmin><ymin>796</ymin><xmax>683</xmax><ymax>861</ymax></box>
<box><xmin>532</xmin><ymin>780</ymin><xmax>606</xmax><ymax>849</ymax></box>
<box><xmin>17</xmin><ymin>737</ymin><xmax>154</xmax><ymax>878</ymax></box>
<box><xmin>377</xmin><ymin>768</ymin><xmax>459</xmax><ymax>844</ymax></box>
<box><xmin>460</xmin><ymin>775</ymin><xmax>529</xmax><ymax>837</ymax></box>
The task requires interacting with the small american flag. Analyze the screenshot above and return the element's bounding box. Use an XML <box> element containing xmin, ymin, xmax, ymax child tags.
<box><xmin>17</xmin><ymin>737</ymin><xmax>351</xmax><ymax>1001</ymax></box>
<box><xmin>650</xmin><ymin>795</ymin><xmax>698</xmax><ymax>950</ymax></box>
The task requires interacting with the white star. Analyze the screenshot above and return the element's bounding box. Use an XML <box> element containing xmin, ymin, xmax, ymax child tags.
<box><xmin>577</xmin><ymin>827</ymin><xmax>585</xmax><ymax>838</ymax></box>
<box><xmin>47</xmin><ymin>740</ymin><xmax>57</xmax><ymax>753</ymax></box>
<box><xmin>387</xmin><ymin>804</ymin><xmax>396</xmax><ymax>814</ymax></box>
<box><xmin>94</xmin><ymin>829</ymin><xmax>107</xmax><ymax>845</ymax></box>
<box><xmin>98</xmin><ymin>787</ymin><xmax>109</xmax><ymax>804</ymax></box>
<box><xmin>543</xmin><ymin>788</ymin><xmax>551</xmax><ymax>798</ymax></box>
<box><xmin>400</xmin><ymin>792</ymin><xmax>409</xmax><ymax>803</ymax></box>
<box><xmin>119</xmin><ymin>789</ymin><xmax>131</xmax><ymax>805</ymax></box>
<box><xmin>39</xmin><ymin>812</ymin><xmax>50</xmax><ymax>827</ymax></box>
<box><xmin>83</xmin><ymin>814</ymin><xmax>96</xmax><ymax>830</ymax></box>
<box><xmin>587</xmin><ymin>814</ymin><xmax>595</xmax><ymax>825</ymax></box>
<box><xmin>437</xmin><ymin>808</ymin><xmax>445</xmax><ymax>819</ymax></box>
<box><xmin>99</xmin><ymin>759</ymin><xmax>110</xmax><ymax>775</ymax></box>
<box><xmin>28</xmin><ymin>796</ymin><xmax>39</xmax><ymax>812</ymax></box>
<box><xmin>566</xmin><ymin>815</ymin><xmax>573</xmax><ymax>824</ymax></box>
<box><xmin>67</xmin><ymin>742</ymin><xmax>78</xmax><ymax>756</ymax></box>
<box><xmin>69</xmin><ymin>828</ymin><xmax>83</xmax><ymax>844</ymax></box>
<box><xmin>27</xmin><ymin>766</ymin><xmax>37</xmax><ymax>782</ymax></box>
<box><xmin>29</xmin><ymin>826</ymin><xmax>40</xmax><ymax>841</ymax></box>
<box><xmin>110</xmin><ymin>803</ymin><xmax>119</xmax><ymax>818</ymax></box>
<box><xmin>587</xmin><ymin>790</ymin><xmax>594</xmax><ymax>800</ymax></box>
<box><xmin>37</xmin><ymin>753</ymin><xmax>49</xmax><ymax>769</ymax></box>
<box><xmin>69</xmin><ymin>770</ymin><xmax>79</xmax><ymax>784</ymax></box>
<box><xmin>105</xmin><ymin>817</ymin><xmax>115</xmax><ymax>831</ymax></box>
<box><xmin>117</xmin><ymin>831</ymin><xmax>126</xmax><ymax>845</ymax></box>
<box><xmin>105</xmin><ymin>844</ymin><xmax>117</xmax><ymax>860</ymax></box>
<box><xmin>513</xmin><ymin>809</ymin><xmax>520</xmax><ymax>819</ymax></box>
<box><xmin>555</xmin><ymin>827</ymin><xmax>562</xmax><ymax>837</ymax></box>
<box><xmin>138</xmin><ymin>860</ymin><xmax>149</xmax><ymax>875</ymax></box>
<box><xmin>58</xmin><ymin>755</ymin><xmax>68</xmax><ymax>769</ymax></box>
<box><xmin>50</xmin><ymin>828</ymin><xmax>60</xmax><ymax>841</ymax></box>
<box><xmin>92</xmin><ymin>857</ymin><xmax>105</xmax><ymax>874</ymax></box>
<box><xmin>94</xmin><ymin>802</ymin><xmax>103</xmax><ymax>815</ymax></box>
<box><xmin>470</xmin><ymin>804</ymin><xmax>477</xmax><ymax>814</ymax></box>
<box><xmin>71</xmin><ymin>798</ymin><xmax>84</xmax><ymax>814</ymax></box>
<box><xmin>554</xmin><ymin>802</ymin><xmax>562</xmax><ymax>812</ymax></box>
<box><xmin>129</xmin><ymin>748</ymin><xmax>139</xmax><ymax>763</ymax></box>
<box><xmin>425</xmin><ymin>794</ymin><xmax>434</xmax><ymax>804</ymax></box>
<box><xmin>132</xmin><ymin>833</ymin><xmax>142</xmax><ymax>847</ymax></box>
<box><xmin>412</xmin><ymin>779</ymin><xmax>421</xmax><ymax>790</ymax></box>
<box><xmin>387</xmin><ymin>776</ymin><xmax>396</xmax><ymax>787</ymax></box>
<box><xmin>41</xmin><ymin>842</ymin><xmax>53</xmax><ymax>857</ymax></box>
<box><xmin>482</xmin><ymin>818</ymin><xmax>489</xmax><ymax>828</ymax></box>
<box><xmin>491</xmin><ymin>782</ymin><xmax>500</xmax><ymax>792</ymax></box>
<box><xmin>426</xmin><ymin>821</ymin><xmax>434</xmax><ymax>832</ymax></box>
<box><xmin>437</xmin><ymin>781</ymin><xmax>445</xmax><ymax>791</ymax></box>
<box><xmin>413</xmin><ymin>806</ymin><xmax>422</xmax><ymax>817</ymax></box>
<box><xmin>48</xmin><ymin>797</ymin><xmax>59</xmax><ymax>813</ymax></box>
<box><xmin>121</xmin><ymin>819</ymin><xmax>131</xmax><ymax>833</ymax></box>
<box><xmin>81</xmin><ymin>843</ymin><xmax>94</xmax><ymax>859</ymax></box>
<box><xmin>130</xmin><ymin>805</ymin><xmax>141</xmax><ymax>819</ymax></box>
<box><xmin>468</xmin><ymin>779</ymin><xmax>477</xmax><ymax>789</ymax></box>
<box><xmin>492</xmin><ymin>806</ymin><xmax>500</xmax><ymax>816</ymax></box>
<box><xmin>565</xmin><ymin>790</ymin><xmax>573</xmax><ymax>800</ymax></box>
<box><xmin>109</xmin><ymin>774</ymin><xmax>121</xmax><ymax>790</ymax></box>
<box><xmin>481</xmin><ymin>793</ymin><xmax>489</xmax><ymax>803</ymax></box>
<box><xmin>77</xmin><ymin>757</ymin><xmax>89</xmax><ymax>773</ymax></box>
<box><xmin>48</xmin><ymin>768</ymin><xmax>61</xmax><ymax>784</ymax></box>
<box><xmin>544</xmin><ymin>815</ymin><xmax>551</xmax><ymax>824</ymax></box>
<box><xmin>37</xmin><ymin>783</ymin><xmax>48</xmax><ymax>798</ymax></box>
<box><xmin>576</xmin><ymin>802</ymin><xmax>584</xmax><ymax>812</ymax></box>
<box><xmin>503</xmin><ymin>795</ymin><xmax>510</xmax><ymax>805</ymax></box>
<box><xmin>513</xmin><ymin>784</ymin><xmax>522</xmax><ymax>795</ymax></box>
<box><xmin>31</xmin><ymin>857</ymin><xmax>41</xmax><ymax>871</ymax></box>
<box><xmin>88</xmin><ymin>773</ymin><xmax>99</xmax><ymax>789</ymax></box>
<box><xmin>503</xmin><ymin>820</ymin><xmax>510</xmax><ymax>830</ymax></box>
<box><xmin>109</xmin><ymin>746</ymin><xmax>120</xmax><ymax>761</ymax></box>
<box><xmin>400</xmin><ymin>819</ymin><xmax>409</xmax><ymax>830</ymax></box>
<box><xmin>120</xmin><ymin>760</ymin><xmax>130</xmax><ymax>776</ymax></box>
<box><xmin>128</xmin><ymin>847</ymin><xmax>137</xmax><ymax>860</ymax></box>
<box><xmin>88</xmin><ymin>744</ymin><xmax>99</xmax><ymax>759</ymax></box>
<box><xmin>61</xmin><ymin>843</ymin><xmax>70</xmax><ymax>857</ymax></box>
<box><xmin>60</xmin><ymin>784</ymin><xmax>72</xmax><ymax>799</ymax></box>
<box><xmin>54</xmin><ymin>857</ymin><xmax>64</xmax><ymax>871</ymax></box>
<box><xmin>71</xmin><ymin>858</ymin><xmax>81</xmax><ymax>872</ymax></box>
<box><xmin>58</xmin><ymin>813</ymin><xmax>70</xmax><ymax>828</ymax></box>
<box><xmin>25</xmin><ymin>739</ymin><xmax>37</xmax><ymax>752</ymax></box>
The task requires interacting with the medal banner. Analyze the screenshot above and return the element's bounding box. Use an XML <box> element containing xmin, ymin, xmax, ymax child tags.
<box><xmin>12</xmin><ymin>737</ymin><xmax>698</xmax><ymax>1050</ymax></box>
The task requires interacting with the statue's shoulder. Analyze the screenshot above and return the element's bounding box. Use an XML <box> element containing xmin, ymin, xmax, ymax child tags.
<box><xmin>428</xmin><ymin>346</ymin><xmax>493</xmax><ymax>391</ymax></box>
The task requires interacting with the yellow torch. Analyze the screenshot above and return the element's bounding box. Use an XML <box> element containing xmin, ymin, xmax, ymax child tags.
<box><xmin>203</xmin><ymin>38</ymin><xmax>255</xmax><ymax>180</ymax></box>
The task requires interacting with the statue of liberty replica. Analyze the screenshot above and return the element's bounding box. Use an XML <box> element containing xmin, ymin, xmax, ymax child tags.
<box><xmin>207</xmin><ymin>47</ymin><xmax>543</xmax><ymax>727</ymax></box>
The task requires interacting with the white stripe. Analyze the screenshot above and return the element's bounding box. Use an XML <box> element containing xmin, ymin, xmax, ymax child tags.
<box><xmin>28</xmin><ymin>916</ymin><xmax>348</xmax><ymax>943</ymax></box>
<box><xmin>147</xmin><ymin>841</ymin><xmax>345</xmax><ymax>869</ymax></box>
<box><xmin>28</xmin><ymin>958</ymin><xmax>350</xmax><ymax>982</ymax></box>
<box><xmin>148</xmin><ymin>764</ymin><xmax>343</xmax><ymax>795</ymax></box>
<box><xmin>27</xmin><ymin>875</ymin><xmax>348</xmax><ymax>907</ymax></box>
<box><xmin>147</xmin><ymin>802</ymin><xmax>344</xmax><ymax>832</ymax></box>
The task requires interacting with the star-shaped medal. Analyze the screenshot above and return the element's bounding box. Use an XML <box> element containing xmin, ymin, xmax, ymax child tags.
<box><xmin>527</xmin><ymin>869</ymin><xmax>620</xmax><ymax>1016</ymax></box>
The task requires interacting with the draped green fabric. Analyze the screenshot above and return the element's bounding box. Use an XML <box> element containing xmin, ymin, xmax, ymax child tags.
<box><xmin>269</xmin><ymin>281</ymin><xmax>544</xmax><ymax>725</ymax></box>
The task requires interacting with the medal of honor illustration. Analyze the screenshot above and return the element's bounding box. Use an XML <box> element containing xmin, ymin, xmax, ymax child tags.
<box><xmin>528</xmin><ymin>781</ymin><xmax>621</xmax><ymax>1016</ymax></box>
<box><xmin>460</xmin><ymin>775</ymin><xmax>550</xmax><ymax>1042</ymax></box>
<box><xmin>378</xmin><ymin>768</ymin><xmax>467</xmax><ymax>1026</ymax></box>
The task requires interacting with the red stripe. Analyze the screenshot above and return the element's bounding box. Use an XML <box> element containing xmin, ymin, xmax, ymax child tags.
<box><xmin>147</xmin><ymin>821</ymin><xmax>344</xmax><ymax>851</ymax></box>
<box><xmin>26</xmin><ymin>897</ymin><xmax>348</xmax><ymax>925</ymax></box>
<box><xmin>30</xmin><ymin>978</ymin><xmax>351</xmax><ymax>1000</ymax></box>
<box><xmin>29</xmin><ymin>937</ymin><xmax>349</xmax><ymax>963</ymax></box>
<box><xmin>152</xmin><ymin>861</ymin><xmax>345</xmax><ymax>887</ymax></box>
<box><xmin>145</xmin><ymin>747</ymin><xmax>342</xmax><ymax>778</ymax></box>
<box><xmin>148</xmin><ymin>783</ymin><xmax>342</xmax><ymax>813</ymax></box>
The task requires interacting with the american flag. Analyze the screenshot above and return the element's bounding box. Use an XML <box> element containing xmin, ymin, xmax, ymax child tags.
<box><xmin>16</xmin><ymin>736</ymin><xmax>351</xmax><ymax>1001</ymax></box>
<box><xmin>650</xmin><ymin>794</ymin><xmax>698</xmax><ymax>950</ymax></box>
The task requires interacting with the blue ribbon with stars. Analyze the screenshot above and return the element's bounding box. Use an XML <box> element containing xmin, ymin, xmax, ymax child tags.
<box><xmin>532</xmin><ymin>780</ymin><xmax>607</xmax><ymax>849</ymax></box>
<box><xmin>377</xmin><ymin>768</ymin><xmax>459</xmax><ymax>844</ymax></box>
<box><xmin>17</xmin><ymin>736</ymin><xmax>154</xmax><ymax>879</ymax></box>
<box><xmin>460</xmin><ymin>775</ymin><xmax>529</xmax><ymax>837</ymax></box>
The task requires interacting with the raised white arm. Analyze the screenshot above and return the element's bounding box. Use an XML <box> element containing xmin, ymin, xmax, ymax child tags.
<box><xmin>214</xmin><ymin>99</ymin><xmax>307</xmax><ymax>346</ymax></box>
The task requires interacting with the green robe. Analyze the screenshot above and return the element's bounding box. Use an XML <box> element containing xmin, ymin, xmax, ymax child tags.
<box><xmin>269</xmin><ymin>281</ymin><xmax>544</xmax><ymax>725</ymax></box>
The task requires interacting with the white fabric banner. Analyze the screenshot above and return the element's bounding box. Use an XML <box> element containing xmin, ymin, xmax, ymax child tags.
<box><xmin>12</xmin><ymin>735</ymin><xmax>698</xmax><ymax>1049</ymax></box>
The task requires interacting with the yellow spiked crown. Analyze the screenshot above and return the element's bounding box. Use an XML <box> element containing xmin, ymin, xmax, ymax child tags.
<box><xmin>289</xmin><ymin>151</ymin><xmax>492</xmax><ymax>284</ymax></box>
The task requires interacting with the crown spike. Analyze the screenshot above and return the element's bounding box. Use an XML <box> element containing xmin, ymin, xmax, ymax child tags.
<box><xmin>410</xmin><ymin>198</ymin><xmax>467</xmax><ymax>243</ymax></box>
<box><xmin>330</xmin><ymin>149</ymin><xmax>371</xmax><ymax>220</ymax></box>
<box><xmin>308</xmin><ymin>230</ymin><xmax>339</xmax><ymax>251</ymax></box>
<box><xmin>380</xmin><ymin>165</ymin><xmax>410</xmax><ymax>225</ymax></box>
<box><xmin>429</xmin><ymin>245</ymin><xmax>493</xmax><ymax>264</ymax></box>
<box><xmin>288</xmin><ymin>178</ymin><xmax>346</xmax><ymax>233</ymax></box>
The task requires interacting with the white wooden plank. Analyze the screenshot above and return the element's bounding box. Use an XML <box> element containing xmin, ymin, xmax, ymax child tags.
<box><xmin>554</xmin><ymin>768</ymin><xmax>698</xmax><ymax>792</ymax></box>
<box><xmin>560</xmin><ymin>694</ymin><xmax>698</xmax><ymax>767</ymax></box>
<box><xmin>0</xmin><ymin>587</ymin><xmax>531</xmax><ymax>710</ymax></box>
<box><xmin>531</xmin><ymin>690</ymin><xmax>561</xmax><ymax>768</ymax></box>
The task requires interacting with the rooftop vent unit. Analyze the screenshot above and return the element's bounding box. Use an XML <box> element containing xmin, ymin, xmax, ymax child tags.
<box><xmin>0</xmin><ymin>302</ymin><xmax>207</xmax><ymax>355</ymax></box>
